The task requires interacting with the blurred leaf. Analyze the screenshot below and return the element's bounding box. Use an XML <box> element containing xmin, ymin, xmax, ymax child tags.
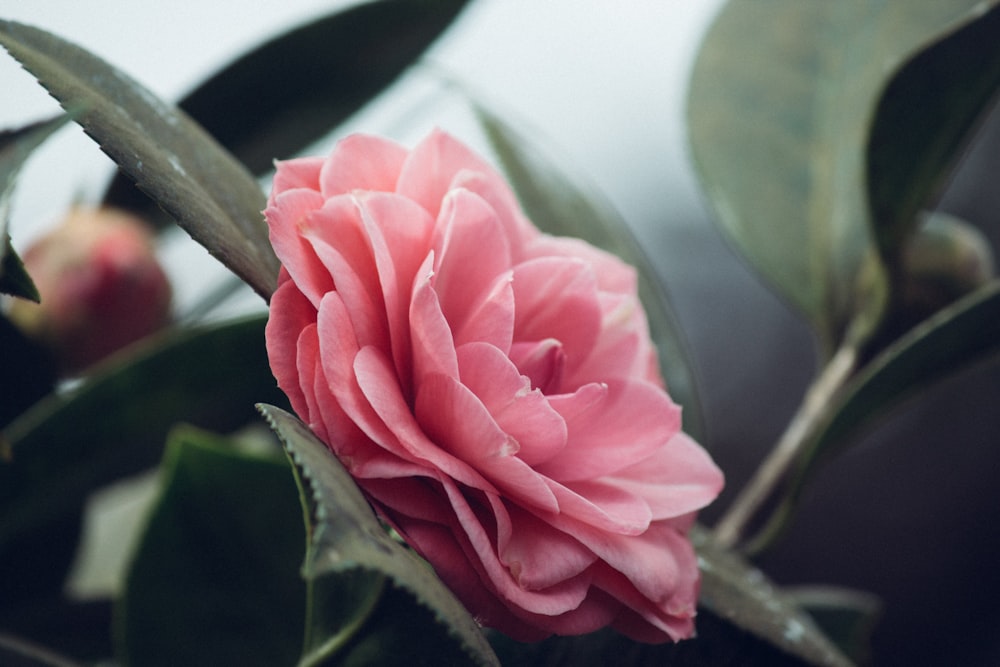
<box><xmin>0</xmin><ymin>113</ymin><xmax>75</xmax><ymax>301</ymax></box>
<box><xmin>118</xmin><ymin>426</ymin><xmax>304</xmax><ymax>667</ymax></box>
<box><xmin>0</xmin><ymin>316</ymin><xmax>286</xmax><ymax>604</ymax></box>
<box><xmin>688</xmin><ymin>0</ymin><xmax>993</xmax><ymax>352</ymax></box>
<box><xmin>257</xmin><ymin>404</ymin><xmax>499</xmax><ymax>667</ymax></box>
<box><xmin>487</xmin><ymin>612</ymin><xmax>824</xmax><ymax>667</ymax></box>
<box><xmin>693</xmin><ymin>527</ymin><xmax>853</xmax><ymax>667</ymax></box>
<box><xmin>787</xmin><ymin>587</ymin><xmax>882</xmax><ymax>666</ymax></box>
<box><xmin>868</xmin><ymin>2</ymin><xmax>1000</xmax><ymax>268</ymax></box>
<box><xmin>104</xmin><ymin>0</ymin><xmax>469</xmax><ymax>215</ymax></box>
<box><xmin>749</xmin><ymin>281</ymin><xmax>1000</xmax><ymax>549</ymax></box>
<box><xmin>0</xmin><ymin>21</ymin><xmax>279</xmax><ymax>299</ymax></box>
<box><xmin>0</xmin><ymin>314</ymin><xmax>56</xmax><ymax>428</ymax></box>
<box><xmin>0</xmin><ymin>633</ymin><xmax>82</xmax><ymax>667</ymax></box>
<box><xmin>0</xmin><ymin>599</ymin><xmax>113</xmax><ymax>663</ymax></box>
<box><xmin>474</xmin><ymin>106</ymin><xmax>704</xmax><ymax>440</ymax></box>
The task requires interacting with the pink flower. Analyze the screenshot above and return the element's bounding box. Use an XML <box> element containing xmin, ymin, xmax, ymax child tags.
<box><xmin>8</xmin><ymin>207</ymin><xmax>171</xmax><ymax>373</ymax></box>
<box><xmin>264</xmin><ymin>130</ymin><xmax>723</xmax><ymax>643</ymax></box>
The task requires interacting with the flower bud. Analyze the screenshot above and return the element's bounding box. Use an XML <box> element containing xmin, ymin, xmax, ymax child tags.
<box><xmin>7</xmin><ymin>207</ymin><xmax>172</xmax><ymax>374</ymax></box>
<box><xmin>899</xmin><ymin>212</ymin><xmax>995</xmax><ymax>316</ymax></box>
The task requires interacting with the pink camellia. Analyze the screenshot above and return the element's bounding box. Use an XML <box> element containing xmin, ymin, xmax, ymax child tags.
<box><xmin>264</xmin><ymin>130</ymin><xmax>723</xmax><ymax>643</ymax></box>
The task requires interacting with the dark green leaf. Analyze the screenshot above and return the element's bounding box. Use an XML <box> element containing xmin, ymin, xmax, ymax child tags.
<box><xmin>118</xmin><ymin>426</ymin><xmax>304</xmax><ymax>667</ymax></box>
<box><xmin>693</xmin><ymin>527</ymin><xmax>853</xmax><ymax>667</ymax></box>
<box><xmin>0</xmin><ymin>599</ymin><xmax>112</xmax><ymax>663</ymax></box>
<box><xmin>474</xmin><ymin>106</ymin><xmax>704</xmax><ymax>440</ymax></box>
<box><xmin>787</xmin><ymin>587</ymin><xmax>881</xmax><ymax>667</ymax></box>
<box><xmin>0</xmin><ymin>313</ymin><xmax>56</xmax><ymax>428</ymax></box>
<box><xmin>104</xmin><ymin>0</ymin><xmax>469</xmax><ymax>215</ymax></box>
<box><xmin>687</xmin><ymin>0</ymin><xmax>992</xmax><ymax>351</ymax></box>
<box><xmin>0</xmin><ymin>113</ymin><xmax>76</xmax><ymax>301</ymax></box>
<box><xmin>0</xmin><ymin>21</ymin><xmax>279</xmax><ymax>299</ymax></box>
<box><xmin>0</xmin><ymin>316</ymin><xmax>287</xmax><ymax>603</ymax></box>
<box><xmin>868</xmin><ymin>2</ymin><xmax>1000</xmax><ymax>267</ymax></box>
<box><xmin>0</xmin><ymin>633</ymin><xmax>82</xmax><ymax>667</ymax></box>
<box><xmin>257</xmin><ymin>404</ymin><xmax>499</xmax><ymax>667</ymax></box>
<box><xmin>749</xmin><ymin>281</ymin><xmax>1000</xmax><ymax>549</ymax></box>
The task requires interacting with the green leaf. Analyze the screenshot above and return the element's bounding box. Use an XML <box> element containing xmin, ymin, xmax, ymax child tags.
<box><xmin>0</xmin><ymin>113</ymin><xmax>76</xmax><ymax>301</ymax></box>
<box><xmin>0</xmin><ymin>21</ymin><xmax>279</xmax><ymax>299</ymax></box>
<box><xmin>0</xmin><ymin>633</ymin><xmax>83</xmax><ymax>667</ymax></box>
<box><xmin>474</xmin><ymin>106</ymin><xmax>704</xmax><ymax>440</ymax></box>
<box><xmin>0</xmin><ymin>317</ymin><xmax>287</xmax><ymax>604</ymax></box>
<box><xmin>103</xmin><ymin>0</ymin><xmax>469</xmax><ymax>216</ymax></box>
<box><xmin>687</xmin><ymin>0</ymin><xmax>993</xmax><ymax>352</ymax></box>
<box><xmin>257</xmin><ymin>404</ymin><xmax>499</xmax><ymax>667</ymax></box>
<box><xmin>787</xmin><ymin>587</ymin><xmax>881</xmax><ymax>667</ymax></box>
<box><xmin>118</xmin><ymin>426</ymin><xmax>304</xmax><ymax>667</ymax></box>
<box><xmin>693</xmin><ymin>527</ymin><xmax>854</xmax><ymax>667</ymax></box>
<box><xmin>0</xmin><ymin>313</ymin><xmax>56</xmax><ymax>428</ymax></box>
<box><xmin>749</xmin><ymin>281</ymin><xmax>1000</xmax><ymax>549</ymax></box>
<box><xmin>867</xmin><ymin>2</ymin><xmax>1000</xmax><ymax>267</ymax></box>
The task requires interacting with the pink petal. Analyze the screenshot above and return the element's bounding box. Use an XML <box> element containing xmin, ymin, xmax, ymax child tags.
<box><xmin>451</xmin><ymin>272</ymin><xmax>515</xmax><ymax>352</ymax></box>
<box><xmin>498</xmin><ymin>504</ymin><xmax>597</xmax><ymax>591</ymax></box>
<box><xmin>301</xmin><ymin>196</ymin><xmax>388</xmax><ymax>352</ymax></box>
<box><xmin>450</xmin><ymin>169</ymin><xmax>537</xmax><ymax>260</ymax></box>
<box><xmin>270</xmin><ymin>156</ymin><xmax>324</xmax><ymax>202</ymax></box>
<box><xmin>415</xmin><ymin>371</ymin><xmax>559</xmax><ymax>514</ymax></box>
<box><xmin>547</xmin><ymin>478</ymin><xmax>652</xmax><ymax>535</ymax></box>
<box><xmin>431</xmin><ymin>189</ymin><xmax>513</xmax><ymax>343</ymax></box>
<box><xmin>509</xmin><ymin>338</ymin><xmax>566</xmax><ymax>395</ymax></box>
<box><xmin>294</xmin><ymin>323</ymin><xmax>327</xmax><ymax>444</ymax></box>
<box><xmin>511</xmin><ymin>257</ymin><xmax>602</xmax><ymax>383</ymax></box>
<box><xmin>457</xmin><ymin>342</ymin><xmax>568</xmax><ymax>466</ymax></box>
<box><xmin>409</xmin><ymin>252</ymin><xmax>460</xmax><ymax>385</ymax></box>
<box><xmin>319</xmin><ymin>133</ymin><xmax>408</xmax><ymax>197</ymax></box>
<box><xmin>397</xmin><ymin>128</ymin><xmax>509</xmax><ymax>220</ymax></box>
<box><xmin>265</xmin><ymin>188</ymin><xmax>330</xmax><ymax>308</ymax></box>
<box><xmin>438</xmin><ymin>481</ymin><xmax>591</xmax><ymax>616</ymax></box>
<box><xmin>265</xmin><ymin>279</ymin><xmax>316</xmax><ymax>417</ymax></box>
<box><xmin>560</xmin><ymin>521</ymin><xmax>688</xmax><ymax>608</ymax></box>
<box><xmin>316</xmin><ymin>292</ymin><xmax>424</xmax><ymax>471</ymax></box>
<box><xmin>352</xmin><ymin>344</ymin><xmax>490</xmax><ymax>491</ymax></box>
<box><xmin>537</xmin><ymin>378</ymin><xmax>681</xmax><ymax>482</ymax></box>
<box><xmin>609</xmin><ymin>432</ymin><xmax>725</xmax><ymax>521</ymax></box>
<box><xmin>525</xmin><ymin>235</ymin><xmax>637</xmax><ymax>294</ymax></box>
<box><xmin>592</xmin><ymin>526</ymin><xmax>701</xmax><ymax>642</ymax></box>
<box><xmin>352</xmin><ymin>192</ymin><xmax>435</xmax><ymax>388</ymax></box>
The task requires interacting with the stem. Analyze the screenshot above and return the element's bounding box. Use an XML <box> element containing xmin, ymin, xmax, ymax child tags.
<box><xmin>713</xmin><ymin>342</ymin><xmax>858</xmax><ymax>550</ymax></box>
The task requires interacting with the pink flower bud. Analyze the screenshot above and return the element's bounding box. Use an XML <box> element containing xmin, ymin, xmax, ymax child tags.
<box><xmin>7</xmin><ymin>207</ymin><xmax>171</xmax><ymax>374</ymax></box>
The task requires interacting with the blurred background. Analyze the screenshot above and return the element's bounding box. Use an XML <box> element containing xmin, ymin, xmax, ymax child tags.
<box><xmin>2</xmin><ymin>2</ymin><xmax>999</xmax><ymax>665</ymax></box>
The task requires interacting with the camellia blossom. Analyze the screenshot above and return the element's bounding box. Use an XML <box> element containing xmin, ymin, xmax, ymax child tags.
<box><xmin>264</xmin><ymin>129</ymin><xmax>723</xmax><ymax>643</ymax></box>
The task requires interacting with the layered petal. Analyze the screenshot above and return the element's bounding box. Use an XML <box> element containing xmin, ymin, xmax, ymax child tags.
<box><xmin>264</xmin><ymin>129</ymin><xmax>723</xmax><ymax>646</ymax></box>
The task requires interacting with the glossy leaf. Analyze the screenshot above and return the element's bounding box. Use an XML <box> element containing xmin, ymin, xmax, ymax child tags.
<box><xmin>749</xmin><ymin>281</ymin><xmax>1000</xmax><ymax>548</ymax></box>
<box><xmin>0</xmin><ymin>317</ymin><xmax>287</xmax><ymax>603</ymax></box>
<box><xmin>475</xmin><ymin>106</ymin><xmax>704</xmax><ymax>439</ymax></box>
<box><xmin>0</xmin><ymin>113</ymin><xmax>75</xmax><ymax>301</ymax></box>
<box><xmin>0</xmin><ymin>21</ymin><xmax>279</xmax><ymax>299</ymax></box>
<box><xmin>257</xmin><ymin>404</ymin><xmax>500</xmax><ymax>667</ymax></box>
<box><xmin>867</xmin><ymin>2</ymin><xmax>1000</xmax><ymax>267</ymax></box>
<box><xmin>687</xmin><ymin>0</ymin><xmax>993</xmax><ymax>351</ymax></box>
<box><xmin>119</xmin><ymin>426</ymin><xmax>304</xmax><ymax>667</ymax></box>
<box><xmin>104</xmin><ymin>0</ymin><xmax>469</xmax><ymax>215</ymax></box>
<box><xmin>693</xmin><ymin>527</ymin><xmax>853</xmax><ymax>667</ymax></box>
